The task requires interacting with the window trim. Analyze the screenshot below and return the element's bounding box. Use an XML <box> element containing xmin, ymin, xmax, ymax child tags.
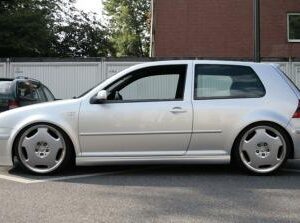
<box><xmin>287</xmin><ymin>13</ymin><xmax>300</xmax><ymax>43</ymax></box>
<box><xmin>193</xmin><ymin>64</ymin><xmax>266</xmax><ymax>101</ymax></box>
<box><xmin>92</xmin><ymin>65</ymin><xmax>188</xmax><ymax>104</ymax></box>
<box><xmin>98</xmin><ymin>99</ymin><xmax>184</xmax><ymax>104</ymax></box>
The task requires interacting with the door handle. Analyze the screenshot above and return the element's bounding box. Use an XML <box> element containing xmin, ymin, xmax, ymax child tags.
<box><xmin>170</xmin><ymin>107</ymin><xmax>187</xmax><ymax>114</ymax></box>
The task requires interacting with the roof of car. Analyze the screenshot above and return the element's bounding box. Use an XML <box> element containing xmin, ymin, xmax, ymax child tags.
<box><xmin>0</xmin><ymin>77</ymin><xmax>40</xmax><ymax>83</ymax></box>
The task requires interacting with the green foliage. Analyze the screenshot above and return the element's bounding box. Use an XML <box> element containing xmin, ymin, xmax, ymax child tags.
<box><xmin>0</xmin><ymin>0</ymin><xmax>112</xmax><ymax>57</ymax></box>
<box><xmin>0</xmin><ymin>0</ymin><xmax>60</xmax><ymax>57</ymax></box>
<box><xmin>0</xmin><ymin>0</ymin><xmax>151</xmax><ymax>57</ymax></box>
<box><xmin>54</xmin><ymin>9</ymin><xmax>113</xmax><ymax>57</ymax></box>
<box><xmin>104</xmin><ymin>0</ymin><xmax>151</xmax><ymax>57</ymax></box>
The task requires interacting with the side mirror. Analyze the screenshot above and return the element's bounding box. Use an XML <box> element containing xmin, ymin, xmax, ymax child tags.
<box><xmin>90</xmin><ymin>90</ymin><xmax>108</xmax><ymax>104</ymax></box>
<box><xmin>96</xmin><ymin>90</ymin><xmax>108</xmax><ymax>100</ymax></box>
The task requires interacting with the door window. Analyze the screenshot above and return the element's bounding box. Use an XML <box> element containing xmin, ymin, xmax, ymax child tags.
<box><xmin>105</xmin><ymin>65</ymin><xmax>187</xmax><ymax>102</ymax></box>
<box><xmin>194</xmin><ymin>65</ymin><xmax>265</xmax><ymax>99</ymax></box>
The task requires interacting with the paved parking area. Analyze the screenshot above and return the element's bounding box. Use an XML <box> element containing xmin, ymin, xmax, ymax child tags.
<box><xmin>0</xmin><ymin>162</ymin><xmax>300</xmax><ymax>223</ymax></box>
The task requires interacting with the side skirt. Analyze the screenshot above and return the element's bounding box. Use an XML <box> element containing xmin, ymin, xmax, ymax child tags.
<box><xmin>76</xmin><ymin>155</ymin><xmax>230</xmax><ymax>166</ymax></box>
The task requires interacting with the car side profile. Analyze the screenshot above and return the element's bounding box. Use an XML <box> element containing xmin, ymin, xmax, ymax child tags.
<box><xmin>0</xmin><ymin>77</ymin><xmax>55</xmax><ymax>112</ymax></box>
<box><xmin>0</xmin><ymin>60</ymin><xmax>299</xmax><ymax>175</ymax></box>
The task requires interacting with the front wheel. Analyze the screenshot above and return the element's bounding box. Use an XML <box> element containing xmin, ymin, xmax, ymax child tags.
<box><xmin>233</xmin><ymin>123</ymin><xmax>291</xmax><ymax>175</ymax></box>
<box><xmin>15</xmin><ymin>124</ymin><xmax>73</xmax><ymax>175</ymax></box>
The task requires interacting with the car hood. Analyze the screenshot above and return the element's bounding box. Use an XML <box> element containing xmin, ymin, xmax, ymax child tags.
<box><xmin>0</xmin><ymin>99</ymin><xmax>82</xmax><ymax>129</ymax></box>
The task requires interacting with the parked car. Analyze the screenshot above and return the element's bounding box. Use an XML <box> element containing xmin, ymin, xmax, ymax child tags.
<box><xmin>0</xmin><ymin>77</ymin><xmax>55</xmax><ymax>112</ymax></box>
<box><xmin>0</xmin><ymin>60</ymin><xmax>299</xmax><ymax>175</ymax></box>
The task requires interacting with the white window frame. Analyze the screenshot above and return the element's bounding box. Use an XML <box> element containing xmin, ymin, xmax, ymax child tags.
<box><xmin>287</xmin><ymin>13</ymin><xmax>300</xmax><ymax>42</ymax></box>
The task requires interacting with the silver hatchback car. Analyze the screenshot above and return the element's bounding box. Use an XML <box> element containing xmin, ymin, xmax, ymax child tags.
<box><xmin>0</xmin><ymin>60</ymin><xmax>299</xmax><ymax>175</ymax></box>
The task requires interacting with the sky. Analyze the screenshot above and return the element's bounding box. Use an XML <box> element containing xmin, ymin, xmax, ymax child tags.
<box><xmin>75</xmin><ymin>0</ymin><xmax>103</xmax><ymax>17</ymax></box>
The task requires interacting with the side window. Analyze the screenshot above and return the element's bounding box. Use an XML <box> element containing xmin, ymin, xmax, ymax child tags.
<box><xmin>43</xmin><ymin>86</ymin><xmax>55</xmax><ymax>101</ymax></box>
<box><xmin>17</xmin><ymin>81</ymin><xmax>46</xmax><ymax>102</ymax></box>
<box><xmin>194</xmin><ymin>65</ymin><xmax>265</xmax><ymax>99</ymax></box>
<box><xmin>105</xmin><ymin>65</ymin><xmax>187</xmax><ymax>102</ymax></box>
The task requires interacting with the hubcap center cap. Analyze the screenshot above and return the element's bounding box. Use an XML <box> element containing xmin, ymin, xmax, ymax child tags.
<box><xmin>35</xmin><ymin>142</ymin><xmax>50</xmax><ymax>159</ymax></box>
<box><xmin>255</xmin><ymin>142</ymin><xmax>270</xmax><ymax>159</ymax></box>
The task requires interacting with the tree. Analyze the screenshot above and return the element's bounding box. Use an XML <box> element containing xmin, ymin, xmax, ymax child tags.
<box><xmin>0</xmin><ymin>0</ymin><xmax>113</xmax><ymax>57</ymax></box>
<box><xmin>54</xmin><ymin>9</ymin><xmax>113</xmax><ymax>57</ymax></box>
<box><xmin>0</xmin><ymin>0</ymin><xmax>63</xmax><ymax>57</ymax></box>
<box><xmin>104</xmin><ymin>0</ymin><xmax>151</xmax><ymax>57</ymax></box>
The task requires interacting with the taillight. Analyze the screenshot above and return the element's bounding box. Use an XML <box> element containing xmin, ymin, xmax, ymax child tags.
<box><xmin>293</xmin><ymin>100</ymin><xmax>300</xmax><ymax>118</ymax></box>
<box><xmin>8</xmin><ymin>100</ymin><xmax>19</xmax><ymax>110</ymax></box>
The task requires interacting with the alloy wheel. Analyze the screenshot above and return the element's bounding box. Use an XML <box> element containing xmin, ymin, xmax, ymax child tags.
<box><xmin>17</xmin><ymin>125</ymin><xmax>67</xmax><ymax>174</ymax></box>
<box><xmin>239</xmin><ymin>126</ymin><xmax>287</xmax><ymax>174</ymax></box>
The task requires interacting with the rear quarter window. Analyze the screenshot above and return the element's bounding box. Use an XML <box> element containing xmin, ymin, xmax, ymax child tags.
<box><xmin>194</xmin><ymin>65</ymin><xmax>266</xmax><ymax>99</ymax></box>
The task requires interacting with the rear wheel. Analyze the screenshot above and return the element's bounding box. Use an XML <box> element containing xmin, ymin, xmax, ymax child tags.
<box><xmin>233</xmin><ymin>123</ymin><xmax>290</xmax><ymax>175</ymax></box>
<box><xmin>15</xmin><ymin>124</ymin><xmax>73</xmax><ymax>175</ymax></box>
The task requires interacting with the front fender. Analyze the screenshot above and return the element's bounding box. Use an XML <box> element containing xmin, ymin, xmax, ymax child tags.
<box><xmin>7</xmin><ymin>112</ymin><xmax>81</xmax><ymax>161</ymax></box>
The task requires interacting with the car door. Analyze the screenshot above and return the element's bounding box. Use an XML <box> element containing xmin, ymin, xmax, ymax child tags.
<box><xmin>79</xmin><ymin>63</ymin><xmax>193</xmax><ymax>156</ymax></box>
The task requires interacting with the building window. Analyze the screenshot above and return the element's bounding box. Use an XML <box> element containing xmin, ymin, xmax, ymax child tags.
<box><xmin>288</xmin><ymin>13</ymin><xmax>300</xmax><ymax>42</ymax></box>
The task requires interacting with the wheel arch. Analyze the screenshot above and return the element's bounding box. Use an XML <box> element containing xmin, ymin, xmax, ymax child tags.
<box><xmin>10</xmin><ymin>121</ymin><xmax>78</xmax><ymax>163</ymax></box>
<box><xmin>230</xmin><ymin>121</ymin><xmax>294</xmax><ymax>160</ymax></box>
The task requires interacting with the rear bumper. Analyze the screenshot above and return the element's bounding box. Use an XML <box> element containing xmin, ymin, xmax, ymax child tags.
<box><xmin>287</xmin><ymin>120</ymin><xmax>300</xmax><ymax>159</ymax></box>
<box><xmin>0</xmin><ymin>135</ymin><xmax>13</xmax><ymax>166</ymax></box>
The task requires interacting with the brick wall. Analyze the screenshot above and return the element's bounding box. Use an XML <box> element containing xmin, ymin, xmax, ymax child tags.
<box><xmin>261</xmin><ymin>0</ymin><xmax>300</xmax><ymax>59</ymax></box>
<box><xmin>153</xmin><ymin>0</ymin><xmax>300</xmax><ymax>60</ymax></box>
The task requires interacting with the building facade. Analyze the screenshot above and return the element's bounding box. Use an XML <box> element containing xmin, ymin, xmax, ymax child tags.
<box><xmin>151</xmin><ymin>0</ymin><xmax>300</xmax><ymax>61</ymax></box>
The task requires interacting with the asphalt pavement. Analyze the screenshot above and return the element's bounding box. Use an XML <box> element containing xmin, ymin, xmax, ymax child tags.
<box><xmin>0</xmin><ymin>161</ymin><xmax>300</xmax><ymax>223</ymax></box>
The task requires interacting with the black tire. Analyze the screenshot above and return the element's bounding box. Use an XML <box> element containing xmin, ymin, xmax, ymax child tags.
<box><xmin>232</xmin><ymin>122</ymin><xmax>291</xmax><ymax>175</ymax></box>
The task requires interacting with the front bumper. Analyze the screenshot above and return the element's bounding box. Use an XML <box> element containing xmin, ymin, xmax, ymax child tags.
<box><xmin>0</xmin><ymin>134</ymin><xmax>13</xmax><ymax>166</ymax></box>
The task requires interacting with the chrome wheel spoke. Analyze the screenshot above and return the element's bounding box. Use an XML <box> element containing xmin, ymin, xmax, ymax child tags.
<box><xmin>266</xmin><ymin>155</ymin><xmax>281</xmax><ymax>167</ymax></box>
<box><xmin>25</xmin><ymin>148</ymin><xmax>40</xmax><ymax>167</ymax></box>
<box><xmin>241</xmin><ymin>143</ymin><xmax>261</xmax><ymax>169</ymax></box>
<box><xmin>47</xmin><ymin>137</ymin><xmax>63</xmax><ymax>155</ymax></box>
<box><xmin>249</xmin><ymin>157</ymin><xmax>263</xmax><ymax>169</ymax></box>
<box><xmin>44</xmin><ymin>156</ymin><xmax>58</xmax><ymax>169</ymax></box>
<box><xmin>22</xmin><ymin>137</ymin><xmax>37</xmax><ymax>150</ymax></box>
